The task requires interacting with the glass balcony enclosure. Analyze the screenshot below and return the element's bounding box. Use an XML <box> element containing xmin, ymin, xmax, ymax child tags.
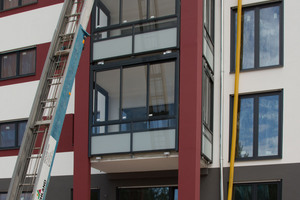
<box><xmin>90</xmin><ymin>55</ymin><xmax>178</xmax><ymax>155</ymax></box>
<box><xmin>91</xmin><ymin>0</ymin><xmax>179</xmax><ymax>61</ymax></box>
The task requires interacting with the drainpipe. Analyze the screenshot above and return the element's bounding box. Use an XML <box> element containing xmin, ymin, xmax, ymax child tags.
<box><xmin>227</xmin><ymin>0</ymin><xmax>242</xmax><ymax>199</ymax></box>
<box><xmin>219</xmin><ymin>0</ymin><xmax>224</xmax><ymax>199</ymax></box>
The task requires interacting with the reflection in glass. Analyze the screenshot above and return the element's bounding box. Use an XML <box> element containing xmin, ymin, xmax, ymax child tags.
<box><xmin>122</xmin><ymin>0</ymin><xmax>147</xmax><ymax>23</ymax></box>
<box><xmin>101</xmin><ymin>0</ymin><xmax>119</xmax><ymax>25</ymax></box>
<box><xmin>258</xmin><ymin>95</ymin><xmax>279</xmax><ymax>156</ymax></box>
<box><xmin>18</xmin><ymin>122</ymin><xmax>27</xmax><ymax>146</ymax></box>
<box><xmin>234</xmin><ymin>10</ymin><xmax>255</xmax><ymax>70</ymax></box>
<box><xmin>1</xmin><ymin>53</ymin><xmax>17</xmax><ymax>78</ymax></box>
<box><xmin>149</xmin><ymin>0</ymin><xmax>175</xmax><ymax>18</ymax></box>
<box><xmin>233</xmin><ymin>184</ymin><xmax>252</xmax><ymax>200</ymax></box>
<box><xmin>149</xmin><ymin>62</ymin><xmax>175</xmax><ymax>117</ymax></box>
<box><xmin>202</xmin><ymin>68</ymin><xmax>213</xmax><ymax>131</ymax></box>
<box><xmin>0</xmin><ymin>123</ymin><xmax>16</xmax><ymax>148</ymax></box>
<box><xmin>96</xmin><ymin>69</ymin><xmax>120</xmax><ymax>121</ymax></box>
<box><xmin>20</xmin><ymin>49</ymin><xmax>35</xmax><ymax>75</ymax></box>
<box><xmin>237</xmin><ymin>98</ymin><xmax>254</xmax><ymax>158</ymax></box>
<box><xmin>257</xmin><ymin>183</ymin><xmax>278</xmax><ymax>200</ymax></box>
<box><xmin>259</xmin><ymin>6</ymin><xmax>280</xmax><ymax>67</ymax></box>
<box><xmin>3</xmin><ymin>0</ymin><xmax>18</xmax><ymax>10</ymax></box>
<box><xmin>122</xmin><ymin>66</ymin><xmax>147</xmax><ymax>120</ymax></box>
<box><xmin>118</xmin><ymin>187</ymin><xmax>170</xmax><ymax>200</ymax></box>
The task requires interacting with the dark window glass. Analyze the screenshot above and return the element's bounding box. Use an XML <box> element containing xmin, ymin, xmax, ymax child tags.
<box><xmin>1</xmin><ymin>53</ymin><xmax>17</xmax><ymax>78</ymax></box>
<box><xmin>233</xmin><ymin>182</ymin><xmax>280</xmax><ymax>200</ymax></box>
<box><xmin>231</xmin><ymin>91</ymin><xmax>282</xmax><ymax>160</ymax></box>
<box><xmin>203</xmin><ymin>0</ymin><xmax>215</xmax><ymax>41</ymax></box>
<box><xmin>20</xmin><ymin>49</ymin><xmax>35</xmax><ymax>75</ymax></box>
<box><xmin>231</xmin><ymin>3</ymin><xmax>282</xmax><ymax>71</ymax></box>
<box><xmin>149</xmin><ymin>62</ymin><xmax>175</xmax><ymax>117</ymax></box>
<box><xmin>149</xmin><ymin>0</ymin><xmax>176</xmax><ymax>18</ymax></box>
<box><xmin>0</xmin><ymin>123</ymin><xmax>16</xmax><ymax>148</ymax></box>
<box><xmin>3</xmin><ymin>0</ymin><xmax>18</xmax><ymax>10</ymax></box>
<box><xmin>91</xmin><ymin>189</ymin><xmax>100</xmax><ymax>200</ymax></box>
<box><xmin>22</xmin><ymin>0</ymin><xmax>37</xmax><ymax>5</ymax></box>
<box><xmin>100</xmin><ymin>0</ymin><xmax>120</xmax><ymax>26</ymax></box>
<box><xmin>122</xmin><ymin>0</ymin><xmax>147</xmax><ymax>23</ymax></box>
<box><xmin>118</xmin><ymin>187</ymin><xmax>174</xmax><ymax>200</ymax></box>
<box><xmin>0</xmin><ymin>121</ymin><xmax>27</xmax><ymax>149</ymax></box>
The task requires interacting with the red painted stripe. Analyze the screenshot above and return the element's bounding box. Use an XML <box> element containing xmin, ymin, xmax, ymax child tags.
<box><xmin>0</xmin><ymin>0</ymin><xmax>64</xmax><ymax>18</ymax></box>
<box><xmin>0</xmin><ymin>114</ymin><xmax>74</xmax><ymax>157</ymax></box>
<box><xmin>178</xmin><ymin>0</ymin><xmax>203</xmax><ymax>199</ymax></box>
<box><xmin>73</xmin><ymin>23</ymin><xmax>91</xmax><ymax>200</ymax></box>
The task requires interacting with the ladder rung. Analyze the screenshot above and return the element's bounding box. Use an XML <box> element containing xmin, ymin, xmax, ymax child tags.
<box><xmin>20</xmin><ymin>183</ymin><xmax>34</xmax><ymax>187</ymax></box>
<box><xmin>35</xmin><ymin>120</ymin><xmax>51</xmax><ymax>126</ymax></box>
<box><xmin>59</xmin><ymin>32</ymin><xmax>75</xmax><ymax>38</ymax></box>
<box><xmin>42</xmin><ymin>98</ymin><xmax>57</xmax><ymax>103</ymax></box>
<box><xmin>26</xmin><ymin>173</ymin><xmax>37</xmax><ymax>178</ymax></box>
<box><xmin>54</xmin><ymin>49</ymin><xmax>71</xmax><ymax>56</ymax></box>
<box><xmin>65</xmin><ymin>13</ymin><xmax>81</xmax><ymax>18</ymax></box>
<box><xmin>28</xmin><ymin>155</ymin><xmax>42</xmax><ymax>159</ymax></box>
<box><xmin>48</xmin><ymin>81</ymin><xmax>62</xmax><ymax>86</ymax></box>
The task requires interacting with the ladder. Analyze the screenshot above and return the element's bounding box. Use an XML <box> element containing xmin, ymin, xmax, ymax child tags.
<box><xmin>6</xmin><ymin>0</ymin><xmax>94</xmax><ymax>199</ymax></box>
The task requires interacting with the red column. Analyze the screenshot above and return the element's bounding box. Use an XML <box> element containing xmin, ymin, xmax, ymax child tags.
<box><xmin>178</xmin><ymin>0</ymin><xmax>203</xmax><ymax>199</ymax></box>
<box><xmin>73</xmin><ymin>27</ymin><xmax>91</xmax><ymax>200</ymax></box>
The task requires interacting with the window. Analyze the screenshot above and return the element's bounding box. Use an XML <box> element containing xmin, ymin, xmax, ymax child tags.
<box><xmin>0</xmin><ymin>192</ymin><xmax>31</xmax><ymax>200</ymax></box>
<box><xmin>91</xmin><ymin>58</ymin><xmax>177</xmax><ymax>134</ymax></box>
<box><xmin>118</xmin><ymin>187</ymin><xmax>178</xmax><ymax>200</ymax></box>
<box><xmin>202</xmin><ymin>59</ymin><xmax>214</xmax><ymax>162</ymax></box>
<box><xmin>71</xmin><ymin>189</ymin><xmax>100</xmax><ymax>200</ymax></box>
<box><xmin>0</xmin><ymin>0</ymin><xmax>37</xmax><ymax>11</ymax></box>
<box><xmin>233</xmin><ymin>181</ymin><xmax>281</xmax><ymax>200</ymax></box>
<box><xmin>203</xmin><ymin>0</ymin><xmax>215</xmax><ymax>42</ymax></box>
<box><xmin>230</xmin><ymin>91</ymin><xmax>283</xmax><ymax>160</ymax></box>
<box><xmin>231</xmin><ymin>2</ymin><xmax>283</xmax><ymax>71</ymax></box>
<box><xmin>0</xmin><ymin>48</ymin><xmax>36</xmax><ymax>80</ymax></box>
<box><xmin>0</xmin><ymin>121</ymin><xmax>27</xmax><ymax>149</ymax></box>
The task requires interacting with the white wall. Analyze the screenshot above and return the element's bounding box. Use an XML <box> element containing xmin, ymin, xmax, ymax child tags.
<box><xmin>0</xmin><ymin>3</ymin><xmax>63</xmax><ymax>52</ymax></box>
<box><xmin>211</xmin><ymin>0</ymin><xmax>300</xmax><ymax>168</ymax></box>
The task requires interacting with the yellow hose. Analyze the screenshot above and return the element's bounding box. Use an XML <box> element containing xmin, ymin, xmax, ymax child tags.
<box><xmin>227</xmin><ymin>0</ymin><xmax>242</xmax><ymax>199</ymax></box>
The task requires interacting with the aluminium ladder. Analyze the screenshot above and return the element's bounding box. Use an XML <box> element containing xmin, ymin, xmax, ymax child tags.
<box><xmin>6</xmin><ymin>0</ymin><xmax>94</xmax><ymax>199</ymax></box>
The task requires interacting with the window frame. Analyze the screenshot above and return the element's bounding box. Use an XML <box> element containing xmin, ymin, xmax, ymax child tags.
<box><xmin>0</xmin><ymin>48</ymin><xmax>36</xmax><ymax>80</ymax></box>
<box><xmin>229</xmin><ymin>90</ymin><xmax>283</xmax><ymax>161</ymax></box>
<box><xmin>233</xmin><ymin>181</ymin><xmax>282</xmax><ymax>200</ymax></box>
<box><xmin>0</xmin><ymin>0</ymin><xmax>37</xmax><ymax>12</ymax></box>
<box><xmin>0</xmin><ymin>120</ymin><xmax>27</xmax><ymax>150</ymax></box>
<box><xmin>90</xmin><ymin>53</ymin><xmax>179</xmax><ymax>135</ymax></box>
<box><xmin>230</xmin><ymin>1</ymin><xmax>283</xmax><ymax>72</ymax></box>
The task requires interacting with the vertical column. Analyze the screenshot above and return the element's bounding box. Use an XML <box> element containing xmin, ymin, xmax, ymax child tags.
<box><xmin>179</xmin><ymin>0</ymin><xmax>203</xmax><ymax>199</ymax></box>
<box><xmin>73</xmin><ymin>26</ymin><xmax>91</xmax><ymax>200</ymax></box>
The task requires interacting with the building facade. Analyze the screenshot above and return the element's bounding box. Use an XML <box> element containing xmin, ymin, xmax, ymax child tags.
<box><xmin>0</xmin><ymin>0</ymin><xmax>299</xmax><ymax>199</ymax></box>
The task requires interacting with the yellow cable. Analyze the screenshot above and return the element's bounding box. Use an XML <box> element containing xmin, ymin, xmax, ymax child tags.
<box><xmin>227</xmin><ymin>0</ymin><xmax>242</xmax><ymax>199</ymax></box>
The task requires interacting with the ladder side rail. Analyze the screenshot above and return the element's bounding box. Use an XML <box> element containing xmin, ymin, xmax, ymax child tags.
<box><xmin>6</xmin><ymin>1</ymin><xmax>75</xmax><ymax>200</ymax></box>
<box><xmin>31</xmin><ymin>1</ymin><xmax>94</xmax><ymax>199</ymax></box>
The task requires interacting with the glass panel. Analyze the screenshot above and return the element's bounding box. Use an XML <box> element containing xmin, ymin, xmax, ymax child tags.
<box><xmin>122</xmin><ymin>0</ymin><xmax>147</xmax><ymax>23</ymax></box>
<box><xmin>149</xmin><ymin>0</ymin><xmax>175</xmax><ymax>18</ymax></box>
<box><xmin>3</xmin><ymin>0</ymin><xmax>18</xmax><ymax>10</ymax></box>
<box><xmin>100</xmin><ymin>0</ymin><xmax>119</xmax><ymax>25</ymax></box>
<box><xmin>22</xmin><ymin>0</ymin><xmax>37</xmax><ymax>5</ymax></box>
<box><xmin>93</xmin><ymin>124</ymin><xmax>122</xmax><ymax>134</ymax></box>
<box><xmin>122</xmin><ymin>66</ymin><xmax>147</xmax><ymax>120</ymax></box>
<box><xmin>0</xmin><ymin>123</ymin><xmax>16</xmax><ymax>148</ymax></box>
<box><xmin>233</xmin><ymin>185</ymin><xmax>252</xmax><ymax>200</ymax></box>
<box><xmin>118</xmin><ymin>187</ymin><xmax>170</xmax><ymax>200</ymax></box>
<box><xmin>257</xmin><ymin>183</ymin><xmax>278</xmax><ymax>200</ymax></box>
<box><xmin>234</xmin><ymin>10</ymin><xmax>255</xmax><ymax>70</ymax></box>
<box><xmin>258</xmin><ymin>95</ymin><xmax>279</xmax><ymax>156</ymax></box>
<box><xmin>149</xmin><ymin>62</ymin><xmax>175</xmax><ymax>117</ymax></box>
<box><xmin>96</xmin><ymin>69</ymin><xmax>120</xmax><ymax>121</ymax></box>
<box><xmin>1</xmin><ymin>53</ymin><xmax>17</xmax><ymax>78</ymax></box>
<box><xmin>20</xmin><ymin>49</ymin><xmax>35</xmax><ymax>75</ymax></box>
<box><xmin>20</xmin><ymin>193</ymin><xmax>31</xmax><ymax>200</ymax></box>
<box><xmin>18</xmin><ymin>122</ymin><xmax>27</xmax><ymax>146</ymax></box>
<box><xmin>174</xmin><ymin>189</ymin><xmax>178</xmax><ymax>200</ymax></box>
<box><xmin>259</xmin><ymin>6</ymin><xmax>280</xmax><ymax>67</ymax></box>
<box><xmin>202</xmin><ymin>69</ymin><xmax>213</xmax><ymax>131</ymax></box>
<box><xmin>237</xmin><ymin>98</ymin><xmax>254</xmax><ymax>158</ymax></box>
<box><xmin>91</xmin><ymin>134</ymin><xmax>131</xmax><ymax>154</ymax></box>
<box><xmin>0</xmin><ymin>194</ymin><xmax>7</xmax><ymax>200</ymax></box>
<box><xmin>91</xmin><ymin>189</ymin><xmax>100</xmax><ymax>200</ymax></box>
